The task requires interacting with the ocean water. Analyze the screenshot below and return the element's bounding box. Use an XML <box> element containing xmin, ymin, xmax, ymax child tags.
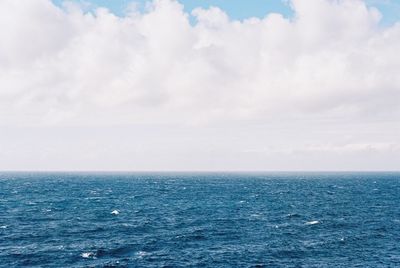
<box><xmin>0</xmin><ymin>172</ymin><xmax>399</xmax><ymax>267</ymax></box>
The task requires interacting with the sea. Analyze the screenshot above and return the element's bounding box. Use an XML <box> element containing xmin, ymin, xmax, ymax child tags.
<box><xmin>0</xmin><ymin>172</ymin><xmax>399</xmax><ymax>267</ymax></box>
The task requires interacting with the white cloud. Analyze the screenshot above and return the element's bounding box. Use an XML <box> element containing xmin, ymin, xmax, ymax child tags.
<box><xmin>299</xmin><ymin>142</ymin><xmax>400</xmax><ymax>154</ymax></box>
<box><xmin>0</xmin><ymin>0</ymin><xmax>400</xmax><ymax>170</ymax></box>
<box><xmin>0</xmin><ymin>0</ymin><xmax>399</xmax><ymax>126</ymax></box>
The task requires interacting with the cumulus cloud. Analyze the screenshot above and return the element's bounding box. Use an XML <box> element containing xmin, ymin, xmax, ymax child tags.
<box><xmin>0</xmin><ymin>0</ymin><xmax>399</xmax><ymax>127</ymax></box>
<box><xmin>1</xmin><ymin>0</ymin><xmax>400</xmax><ymax>171</ymax></box>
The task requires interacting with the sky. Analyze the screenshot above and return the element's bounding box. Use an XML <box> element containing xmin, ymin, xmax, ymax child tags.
<box><xmin>1</xmin><ymin>0</ymin><xmax>400</xmax><ymax>171</ymax></box>
<box><xmin>50</xmin><ymin>0</ymin><xmax>400</xmax><ymax>25</ymax></box>
<box><xmin>51</xmin><ymin>0</ymin><xmax>294</xmax><ymax>20</ymax></box>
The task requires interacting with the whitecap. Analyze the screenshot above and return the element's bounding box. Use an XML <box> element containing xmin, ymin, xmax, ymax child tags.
<box><xmin>305</xmin><ymin>220</ymin><xmax>320</xmax><ymax>225</ymax></box>
<box><xmin>85</xmin><ymin>197</ymin><xmax>102</xmax><ymax>200</ymax></box>
<box><xmin>111</xmin><ymin>210</ymin><xmax>120</xmax><ymax>215</ymax></box>
<box><xmin>136</xmin><ymin>251</ymin><xmax>148</xmax><ymax>258</ymax></box>
<box><xmin>0</xmin><ymin>225</ymin><xmax>7</xmax><ymax>229</ymax></box>
<box><xmin>303</xmin><ymin>240</ymin><xmax>321</xmax><ymax>247</ymax></box>
<box><xmin>81</xmin><ymin>252</ymin><xmax>96</xmax><ymax>259</ymax></box>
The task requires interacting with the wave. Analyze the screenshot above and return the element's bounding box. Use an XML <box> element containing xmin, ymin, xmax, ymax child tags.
<box><xmin>81</xmin><ymin>252</ymin><xmax>96</xmax><ymax>259</ymax></box>
<box><xmin>111</xmin><ymin>210</ymin><xmax>120</xmax><ymax>215</ymax></box>
<box><xmin>305</xmin><ymin>220</ymin><xmax>320</xmax><ymax>225</ymax></box>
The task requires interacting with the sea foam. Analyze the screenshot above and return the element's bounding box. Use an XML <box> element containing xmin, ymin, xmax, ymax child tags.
<box><xmin>305</xmin><ymin>220</ymin><xmax>320</xmax><ymax>225</ymax></box>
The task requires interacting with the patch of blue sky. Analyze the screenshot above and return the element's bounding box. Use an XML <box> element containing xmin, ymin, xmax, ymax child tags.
<box><xmin>52</xmin><ymin>0</ymin><xmax>400</xmax><ymax>26</ymax></box>
<box><xmin>365</xmin><ymin>0</ymin><xmax>400</xmax><ymax>26</ymax></box>
<box><xmin>52</xmin><ymin>0</ymin><xmax>292</xmax><ymax>20</ymax></box>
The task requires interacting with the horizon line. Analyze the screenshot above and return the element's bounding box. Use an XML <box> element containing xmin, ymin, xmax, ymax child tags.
<box><xmin>1</xmin><ymin>170</ymin><xmax>400</xmax><ymax>173</ymax></box>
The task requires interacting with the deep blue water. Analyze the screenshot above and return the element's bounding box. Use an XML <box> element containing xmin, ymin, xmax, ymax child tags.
<box><xmin>0</xmin><ymin>172</ymin><xmax>399</xmax><ymax>267</ymax></box>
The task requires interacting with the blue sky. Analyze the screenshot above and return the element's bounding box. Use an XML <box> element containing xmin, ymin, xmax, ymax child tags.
<box><xmin>53</xmin><ymin>0</ymin><xmax>293</xmax><ymax>19</ymax></box>
<box><xmin>52</xmin><ymin>0</ymin><xmax>400</xmax><ymax>25</ymax></box>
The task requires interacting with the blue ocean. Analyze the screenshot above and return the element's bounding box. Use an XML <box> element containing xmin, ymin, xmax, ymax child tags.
<box><xmin>0</xmin><ymin>172</ymin><xmax>399</xmax><ymax>267</ymax></box>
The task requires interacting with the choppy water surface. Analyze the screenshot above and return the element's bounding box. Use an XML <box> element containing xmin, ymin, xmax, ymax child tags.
<box><xmin>0</xmin><ymin>172</ymin><xmax>399</xmax><ymax>267</ymax></box>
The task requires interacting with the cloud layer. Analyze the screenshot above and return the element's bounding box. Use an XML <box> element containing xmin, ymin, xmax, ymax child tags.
<box><xmin>1</xmin><ymin>0</ymin><xmax>400</xmax><ymax>126</ymax></box>
<box><xmin>1</xmin><ymin>0</ymin><xmax>400</xmax><ymax>170</ymax></box>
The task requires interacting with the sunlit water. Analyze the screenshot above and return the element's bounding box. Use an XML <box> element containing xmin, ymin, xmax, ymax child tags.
<box><xmin>1</xmin><ymin>172</ymin><xmax>399</xmax><ymax>267</ymax></box>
